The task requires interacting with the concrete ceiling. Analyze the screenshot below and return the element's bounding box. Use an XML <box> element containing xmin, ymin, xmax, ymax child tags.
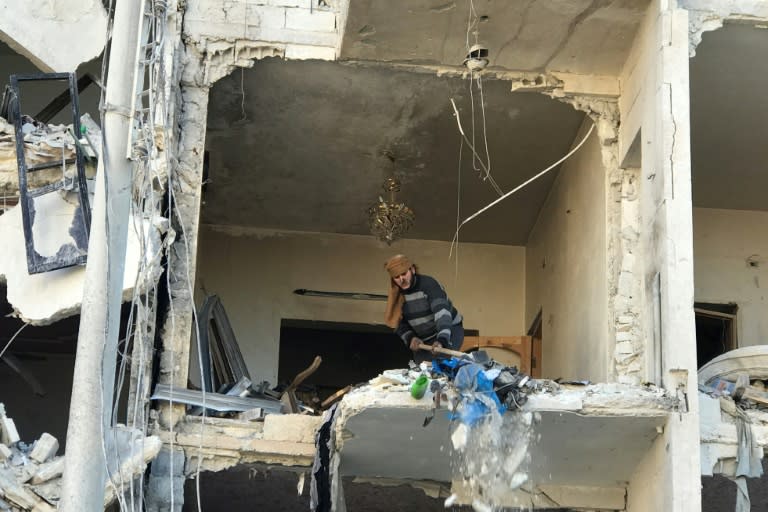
<box><xmin>690</xmin><ymin>23</ymin><xmax>768</xmax><ymax>211</ymax></box>
<box><xmin>340</xmin><ymin>0</ymin><xmax>649</xmax><ymax>75</ymax></box>
<box><xmin>203</xmin><ymin>59</ymin><xmax>586</xmax><ymax>245</ymax></box>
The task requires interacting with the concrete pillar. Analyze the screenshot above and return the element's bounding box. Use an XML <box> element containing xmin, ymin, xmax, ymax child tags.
<box><xmin>619</xmin><ymin>2</ymin><xmax>701</xmax><ymax>510</ymax></box>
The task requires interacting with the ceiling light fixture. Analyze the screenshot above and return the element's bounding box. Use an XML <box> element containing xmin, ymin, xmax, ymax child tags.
<box><xmin>367</xmin><ymin>176</ymin><xmax>415</xmax><ymax>245</ymax></box>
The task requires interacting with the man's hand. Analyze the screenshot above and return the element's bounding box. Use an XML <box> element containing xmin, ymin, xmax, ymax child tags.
<box><xmin>409</xmin><ymin>337</ymin><xmax>423</xmax><ymax>352</ymax></box>
<box><xmin>431</xmin><ymin>341</ymin><xmax>443</xmax><ymax>353</ymax></box>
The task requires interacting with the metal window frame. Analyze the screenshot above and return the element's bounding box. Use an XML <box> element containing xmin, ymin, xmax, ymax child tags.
<box><xmin>9</xmin><ymin>72</ymin><xmax>92</xmax><ymax>274</ymax></box>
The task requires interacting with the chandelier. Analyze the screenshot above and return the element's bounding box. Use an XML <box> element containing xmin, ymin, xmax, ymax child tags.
<box><xmin>367</xmin><ymin>177</ymin><xmax>415</xmax><ymax>245</ymax></box>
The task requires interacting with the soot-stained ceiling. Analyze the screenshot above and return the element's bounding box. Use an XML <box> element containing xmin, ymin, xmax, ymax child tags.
<box><xmin>203</xmin><ymin>59</ymin><xmax>586</xmax><ymax>245</ymax></box>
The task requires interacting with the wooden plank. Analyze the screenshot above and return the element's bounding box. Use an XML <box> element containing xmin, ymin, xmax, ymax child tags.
<box><xmin>460</xmin><ymin>336</ymin><xmax>533</xmax><ymax>375</ymax></box>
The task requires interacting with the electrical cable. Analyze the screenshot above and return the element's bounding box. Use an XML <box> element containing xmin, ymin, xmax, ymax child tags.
<box><xmin>450</xmin><ymin>122</ymin><xmax>596</xmax><ymax>258</ymax></box>
<box><xmin>449</xmin><ymin>98</ymin><xmax>503</xmax><ymax>196</ymax></box>
<box><xmin>0</xmin><ymin>323</ymin><xmax>29</xmax><ymax>360</ymax></box>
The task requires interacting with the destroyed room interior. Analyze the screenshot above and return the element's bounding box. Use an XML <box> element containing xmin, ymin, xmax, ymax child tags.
<box><xmin>1</xmin><ymin>1</ymin><xmax>768</xmax><ymax>511</ymax></box>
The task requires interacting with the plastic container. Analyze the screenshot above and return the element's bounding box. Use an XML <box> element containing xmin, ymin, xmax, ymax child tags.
<box><xmin>410</xmin><ymin>374</ymin><xmax>429</xmax><ymax>399</ymax></box>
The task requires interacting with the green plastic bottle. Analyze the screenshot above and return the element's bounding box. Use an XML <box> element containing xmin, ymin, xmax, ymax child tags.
<box><xmin>410</xmin><ymin>374</ymin><xmax>429</xmax><ymax>399</ymax></box>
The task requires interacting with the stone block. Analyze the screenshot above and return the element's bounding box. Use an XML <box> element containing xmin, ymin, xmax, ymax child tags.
<box><xmin>0</xmin><ymin>443</ymin><xmax>10</xmax><ymax>461</ymax></box>
<box><xmin>617</xmin><ymin>270</ymin><xmax>634</xmax><ymax>297</ymax></box>
<box><xmin>285</xmin><ymin>8</ymin><xmax>336</xmax><ymax>32</ymax></box>
<box><xmin>285</xmin><ymin>44</ymin><xmax>337</xmax><ymax>60</ymax></box>
<box><xmin>0</xmin><ymin>416</ymin><xmax>20</xmax><ymax>446</ymax></box>
<box><xmin>269</xmin><ymin>0</ymin><xmax>309</xmax><ymax>6</ymax></box>
<box><xmin>616</xmin><ymin>341</ymin><xmax>634</xmax><ymax>354</ymax></box>
<box><xmin>31</xmin><ymin>457</ymin><xmax>65</xmax><ymax>484</ymax></box>
<box><xmin>29</xmin><ymin>433</ymin><xmax>59</xmax><ymax>463</ymax></box>
<box><xmin>252</xmin><ymin>5</ymin><xmax>286</xmax><ymax>29</ymax></box>
<box><xmin>621</xmin><ymin>252</ymin><xmax>635</xmax><ymax>272</ymax></box>
<box><xmin>263</xmin><ymin>414</ymin><xmax>322</xmax><ymax>444</ymax></box>
<box><xmin>617</xmin><ymin>374</ymin><xmax>640</xmax><ymax>386</ymax></box>
<box><xmin>615</xmin><ymin>331</ymin><xmax>633</xmax><ymax>342</ymax></box>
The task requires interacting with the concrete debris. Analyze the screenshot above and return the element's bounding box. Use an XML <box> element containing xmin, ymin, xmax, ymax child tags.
<box><xmin>0</xmin><ymin>406</ymin><xmax>20</xmax><ymax>447</ymax></box>
<box><xmin>0</xmin><ymin>445</ymin><xmax>11</xmax><ymax>462</ymax></box>
<box><xmin>27</xmin><ymin>435</ymin><xmax>57</xmax><ymax>465</ymax></box>
<box><xmin>0</xmin><ymin>115</ymin><xmax>97</xmax><ymax>202</ymax></box>
<box><xmin>0</xmin><ymin>404</ymin><xmax>161</xmax><ymax>511</ymax></box>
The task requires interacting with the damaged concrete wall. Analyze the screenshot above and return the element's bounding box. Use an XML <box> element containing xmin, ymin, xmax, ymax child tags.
<box><xmin>184</xmin><ymin>0</ymin><xmax>347</xmax><ymax>85</ymax></box>
<box><xmin>525</xmin><ymin>118</ymin><xmax>609</xmax><ymax>382</ymax></box>
<box><xmin>0</xmin><ymin>0</ymin><xmax>107</xmax><ymax>73</ymax></box>
<box><xmin>618</xmin><ymin>1</ymin><xmax>701</xmax><ymax>511</ymax></box>
<box><xmin>195</xmin><ymin>227</ymin><xmax>526</xmax><ymax>385</ymax></box>
<box><xmin>693</xmin><ymin>208</ymin><xmax>768</xmax><ymax>347</ymax></box>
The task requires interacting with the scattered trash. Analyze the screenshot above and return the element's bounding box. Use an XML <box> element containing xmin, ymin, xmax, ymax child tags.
<box><xmin>431</xmin><ymin>357</ymin><xmax>534</xmax><ymax>426</ymax></box>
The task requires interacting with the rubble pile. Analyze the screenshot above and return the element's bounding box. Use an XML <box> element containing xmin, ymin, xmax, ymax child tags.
<box><xmin>0</xmin><ymin>116</ymin><xmax>97</xmax><ymax>202</ymax></box>
<box><xmin>0</xmin><ymin>404</ymin><xmax>161</xmax><ymax>511</ymax></box>
<box><xmin>0</xmin><ymin>404</ymin><xmax>60</xmax><ymax>512</ymax></box>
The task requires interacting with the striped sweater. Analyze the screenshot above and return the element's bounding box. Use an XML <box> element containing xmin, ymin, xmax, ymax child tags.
<box><xmin>395</xmin><ymin>274</ymin><xmax>462</xmax><ymax>346</ymax></box>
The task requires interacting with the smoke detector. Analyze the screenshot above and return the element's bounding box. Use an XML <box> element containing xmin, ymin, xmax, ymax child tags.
<box><xmin>463</xmin><ymin>44</ymin><xmax>489</xmax><ymax>71</ymax></box>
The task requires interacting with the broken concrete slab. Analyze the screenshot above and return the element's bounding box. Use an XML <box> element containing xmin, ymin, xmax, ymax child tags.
<box><xmin>150</xmin><ymin>413</ymin><xmax>318</xmax><ymax>473</ymax></box>
<box><xmin>0</xmin><ymin>1</ymin><xmax>107</xmax><ymax>72</ymax></box>
<box><xmin>334</xmin><ymin>375</ymin><xmax>673</xmax><ymax>497</ymax></box>
<box><xmin>30</xmin><ymin>458</ymin><xmax>64</xmax><ymax>485</ymax></box>
<box><xmin>0</xmin><ymin>193</ymin><xmax>163</xmax><ymax>325</ymax></box>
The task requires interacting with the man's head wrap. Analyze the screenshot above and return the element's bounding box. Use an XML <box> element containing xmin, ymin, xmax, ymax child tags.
<box><xmin>384</xmin><ymin>254</ymin><xmax>414</xmax><ymax>328</ymax></box>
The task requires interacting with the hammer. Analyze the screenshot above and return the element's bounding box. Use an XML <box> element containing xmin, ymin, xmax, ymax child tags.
<box><xmin>416</xmin><ymin>342</ymin><xmax>490</xmax><ymax>364</ymax></box>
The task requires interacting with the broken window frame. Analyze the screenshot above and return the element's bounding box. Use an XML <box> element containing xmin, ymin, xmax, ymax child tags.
<box><xmin>197</xmin><ymin>295</ymin><xmax>251</xmax><ymax>393</ymax></box>
<box><xmin>8</xmin><ymin>72</ymin><xmax>92</xmax><ymax>274</ymax></box>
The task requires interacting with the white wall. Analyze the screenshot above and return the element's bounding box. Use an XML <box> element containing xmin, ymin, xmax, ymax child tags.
<box><xmin>617</xmin><ymin>2</ymin><xmax>701</xmax><ymax>510</ymax></box>
<box><xmin>693</xmin><ymin>207</ymin><xmax>768</xmax><ymax>346</ymax></box>
<box><xmin>525</xmin><ymin>119</ymin><xmax>608</xmax><ymax>381</ymax></box>
<box><xmin>626</xmin><ymin>425</ymin><xmax>667</xmax><ymax>512</ymax></box>
<box><xmin>195</xmin><ymin>227</ymin><xmax>526</xmax><ymax>384</ymax></box>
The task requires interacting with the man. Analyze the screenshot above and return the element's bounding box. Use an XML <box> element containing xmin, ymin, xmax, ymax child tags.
<box><xmin>384</xmin><ymin>254</ymin><xmax>464</xmax><ymax>362</ymax></box>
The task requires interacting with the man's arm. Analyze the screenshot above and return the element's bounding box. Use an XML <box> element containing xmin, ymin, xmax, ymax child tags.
<box><xmin>424</xmin><ymin>278</ymin><xmax>453</xmax><ymax>345</ymax></box>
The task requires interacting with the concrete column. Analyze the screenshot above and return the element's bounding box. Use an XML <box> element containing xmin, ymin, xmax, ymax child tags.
<box><xmin>155</xmin><ymin>83</ymin><xmax>209</xmax><ymax>427</ymax></box>
<box><xmin>59</xmin><ymin>0</ymin><xmax>143</xmax><ymax>509</ymax></box>
<box><xmin>620</xmin><ymin>2</ymin><xmax>701</xmax><ymax>510</ymax></box>
<box><xmin>145</xmin><ymin>54</ymin><xmax>211</xmax><ymax>512</ymax></box>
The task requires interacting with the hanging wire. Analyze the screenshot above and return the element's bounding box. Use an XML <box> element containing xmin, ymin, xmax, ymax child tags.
<box><xmin>461</xmin><ymin>0</ymin><xmax>502</xmax><ymax>197</ymax></box>
<box><xmin>450</xmin><ymin>123</ymin><xmax>596</xmax><ymax>258</ymax></box>
<box><xmin>0</xmin><ymin>323</ymin><xmax>29</xmax><ymax>360</ymax></box>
